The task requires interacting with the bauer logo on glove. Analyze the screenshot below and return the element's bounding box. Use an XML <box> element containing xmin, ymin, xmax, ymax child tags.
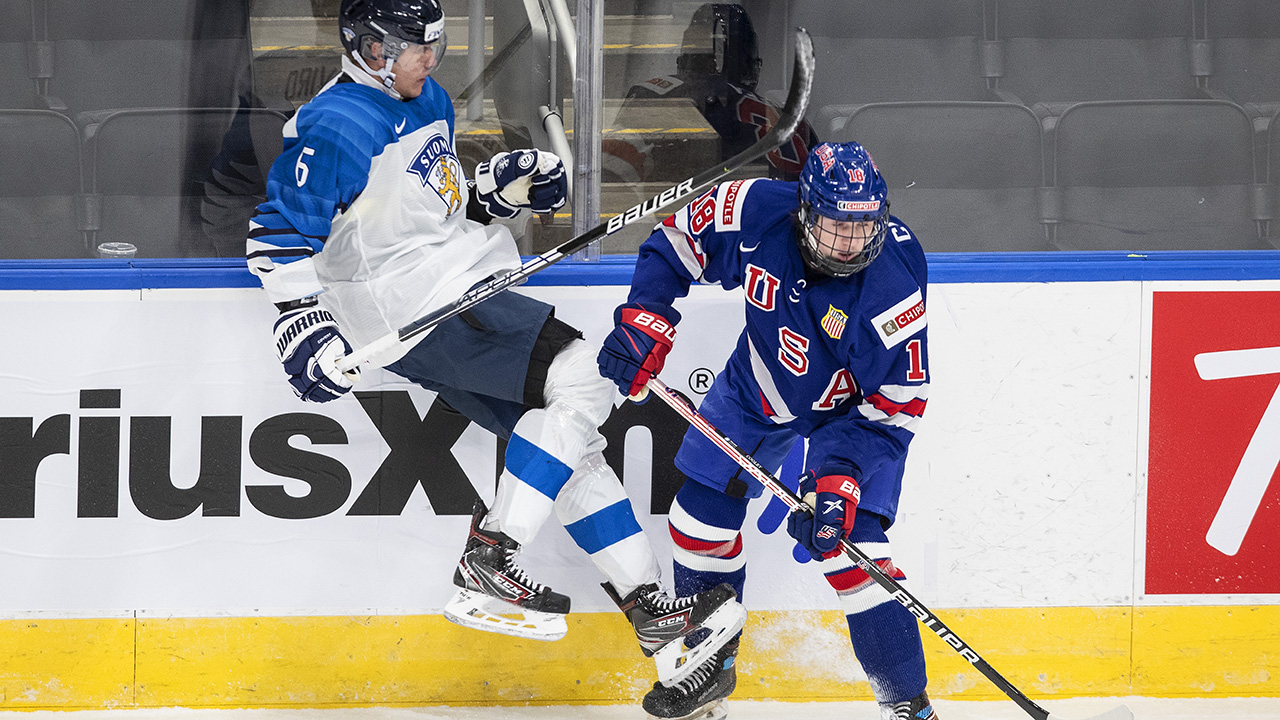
<box><xmin>597</xmin><ymin>302</ymin><xmax>682</xmax><ymax>399</ymax></box>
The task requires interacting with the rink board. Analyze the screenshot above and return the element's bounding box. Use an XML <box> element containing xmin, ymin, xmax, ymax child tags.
<box><xmin>0</xmin><ymin>253</ymin><xmax>1277</xmax><ymax>708</ymax></box>
<box><xmin>0</xmin><ymin>607</ymin><xmax>1276</xmax><ymax>707</ymax></box>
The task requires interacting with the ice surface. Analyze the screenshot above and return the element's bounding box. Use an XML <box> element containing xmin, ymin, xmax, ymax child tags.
<box><xmin>0</xmin><ymin>698</ymin><xmax>1275</xmax><ymax>720</ymax></box>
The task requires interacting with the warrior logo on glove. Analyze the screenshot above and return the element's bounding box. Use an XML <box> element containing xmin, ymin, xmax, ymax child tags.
<box><xmin>273</xmin><ymin>303</ymin><xmax>361</xmax><ymax>403</ymax></box>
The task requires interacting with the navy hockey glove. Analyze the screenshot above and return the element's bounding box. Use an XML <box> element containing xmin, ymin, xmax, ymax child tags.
<box><xmin>597</xmin><ymin>303</ymin><xmax>681</xmax><ymax>399</ymax></box>
<box><xmin>473</xmin><ymin>149</ymin><xmax>567</xmax><ymax>218</ymax></box>
<box><xmin>273</xmin><ymin>301</ymin><xmax>360</xmax><ymax>403</ymax></box>
<box><xmin>787</xmin><ymin>466</ymin><xmax>861</xmax><ymax>561</ymax></box>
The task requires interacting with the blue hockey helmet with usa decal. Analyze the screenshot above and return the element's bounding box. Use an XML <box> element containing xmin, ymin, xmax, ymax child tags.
<box><xmin>796</xmin><ymin>141</ymin><xmax>889</xmax><ymax>277</ymax></box>
<box><xmin>340</xmin><ymin>0</ymin><xmax>447</xmax><ymax>93</ymax></box>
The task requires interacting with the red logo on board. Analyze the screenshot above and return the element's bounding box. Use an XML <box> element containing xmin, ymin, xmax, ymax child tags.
<box><xmin>1146</xmin><ymin>291</ymin><xmax>1280</xmax><ymax>594</ymax></box>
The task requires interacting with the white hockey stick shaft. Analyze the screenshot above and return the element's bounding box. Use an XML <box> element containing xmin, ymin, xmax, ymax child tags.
<box><xmin>645</xmin><ymin>377</ymin><xmax>1133</xmax><ymax>720</ymax></box>
<box><xmin>333</xmin><ymin>29</ymin><xmax>815</xmax><ymax>374</ymax></box>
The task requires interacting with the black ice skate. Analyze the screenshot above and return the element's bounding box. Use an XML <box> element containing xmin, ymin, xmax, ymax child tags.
<box><xmin>642</xmin><ymin>639</ymin><xmax>738</xmax><ymax>720</ymax></box>
<box><xmin>604</xmin><ymin>581</ymin><xmax>747</xmax><ymax>687</ymax></box>
<box><xmin>879</xmin><ymin>691</ymin><xmax>939</xmax><ymax>720</ymax></box>
<box><xmin>443</xmin><ymin>500</ymin><xmax>571</xmax><ymax>641</ymax></box>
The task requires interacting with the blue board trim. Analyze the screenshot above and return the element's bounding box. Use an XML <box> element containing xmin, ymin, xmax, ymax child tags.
<box><xmin>0</xmin><ymin>251</ymin><xmax>1277</xmax><ymax>290</ymax></box>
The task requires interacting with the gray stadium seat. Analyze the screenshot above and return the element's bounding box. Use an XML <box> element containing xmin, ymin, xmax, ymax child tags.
<box><xmin>45</xmin><ymin>0</ymin><xmax>252</xmax><ymax>116</ymax></box>
<box><xmin>0</xmin><ymin>0</ymin><xmax>38</xmax><ymax>109</ymax></box>
<box><xmin>1265</xmin><ymin>108</ymin><xmax>1280</xmax><ymax>246</ymax></box>
<box><xmin>793</xmin><ymin>0</ymin><xmax>991</xmax><ymax>113</ymax></box>
<box><xmin>0</xmin><ymin>110</ymin><xmax>83</xmax><ymax>257</ymax></box>
<box><xmin>995</xmin><ymin>0</ymin><xmax>1199</xmax><ymax>107</ymax></box>
<box><xmin>83</xmin><ymin>107</ymin><xmax>287</xmax><ymax>258</ymax></box>
<box><xmin>829</xmin><ymin>102</ymin><xmax>1048</xmax><ymax>252</ymax></box>
<box><xmin>1201</xmin><ymin>0</ymin><xmax>1280</xmax><ymax>111</ymax></box>
<box><xmin>1048</xmin><ymin>100</ymin><xmax>1264</xmax><ymax>250</ymax></box>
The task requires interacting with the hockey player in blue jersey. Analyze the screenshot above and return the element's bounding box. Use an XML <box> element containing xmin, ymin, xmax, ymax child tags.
<box><xmin>598</xmin><ymin>142</ymin><xmax>937</xmax><ymax>720</ymax></box>
<box><xmin>246</xmin><ymin>0</ymin><xmax>744</xmax><ymax>685</ymax></box>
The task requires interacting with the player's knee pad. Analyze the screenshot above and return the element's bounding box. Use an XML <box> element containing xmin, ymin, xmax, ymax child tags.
<box><xmin>668</xmin><ymin>480</ymin><xmax>749</xmax><ymax>576</ymax></box>
<box><xmin>542</xmin><ymin>337</ymin><xmax>615</xmax><ymax>429</ymax></box>
<box><xmin>491</xmin><ymin>401</ymin><xmax>603</xmax><ymax>542</ymax></box>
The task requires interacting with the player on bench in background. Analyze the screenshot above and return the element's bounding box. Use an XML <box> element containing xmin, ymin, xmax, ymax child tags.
<box><xmin>599</xmin><ymin>141</ymin><xmax>937</xmax><ymax>720</ymax></box>
<box><xmin>245</xmin><ymin>0</ymin><xmax>744</xmax><ymax>686</ymax></box>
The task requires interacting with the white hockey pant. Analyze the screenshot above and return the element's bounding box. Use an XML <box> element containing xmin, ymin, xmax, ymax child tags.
<box><xmin>486</xmin><ymin>338</ymin><xmax>660</xmax><ymax>596</ymax></box>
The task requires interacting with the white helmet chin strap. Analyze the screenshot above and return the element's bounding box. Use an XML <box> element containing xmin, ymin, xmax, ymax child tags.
<box><xmin>350</xmin><ymin>50</ymin><xmax>404</xmax><ymax>100</ymax></box>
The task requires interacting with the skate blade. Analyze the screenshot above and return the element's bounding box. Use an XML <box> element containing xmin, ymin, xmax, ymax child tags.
<box><xmin>654</xmin><ymin>600</ymin><xmax>747</xmax><ymax>687</ymax></box>
<box><xmin>646</xmin><ymin>699</ymin><xmax>727</xmax><ymax>720</ymax></box>
<box><xmin>443</xmin><ymin>587</ymin><xmax>568</xmax><ymax>641</ymax></box>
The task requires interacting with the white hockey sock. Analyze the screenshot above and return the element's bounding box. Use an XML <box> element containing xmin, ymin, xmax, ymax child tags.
<box><xmin>554</xmin><ymin>452</ymin><xmax>661</xmax><ymax>597</ymax></box>
<box><xmin>488</xmin><ymin>339</ymin><xmax>613</xmax><ymax>544</ymax></box>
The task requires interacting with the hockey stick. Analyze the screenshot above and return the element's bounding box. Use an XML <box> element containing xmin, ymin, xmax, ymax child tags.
<box><xmin>334</xmin><ymin>28</ymin><xmax>815</xmax><ymax>373</ymax></box>
<box><xmin>644</xmin><ymin>377</ymin><xmax>1134</xmax><ymax>720</ymax></box>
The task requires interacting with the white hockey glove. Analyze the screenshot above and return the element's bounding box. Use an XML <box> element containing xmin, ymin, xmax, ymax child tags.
<box><xmin>473</xmin><ymin>149</ymin><xmax>567</xmax><ymax>218</ymax></box>
<box><xmin>273</xmin><ymin>299</ymin><xmax>360</xmax><ymax>403</ymax></box>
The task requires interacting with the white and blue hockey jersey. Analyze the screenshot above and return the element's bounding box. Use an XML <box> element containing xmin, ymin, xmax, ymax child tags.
<box><xmin>629</xmin><ymin>178</ymin><xmax>930</xmax><ymax>488</ymax></box>
<box><xmin>247</xmin><ymin>57</ymin><xmax>521</xmax><ymax>365</ymax></box>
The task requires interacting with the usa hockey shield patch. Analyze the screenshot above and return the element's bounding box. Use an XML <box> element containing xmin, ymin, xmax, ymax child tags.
<box><xmin>821</xmin><ymin>304</ymin><xmax>848</xmax><ymax>340</ymax></box>
<box><xmin>407</xmin><ymin>135</ymin><xmax>464</xmax><ymax>215</ymax></box>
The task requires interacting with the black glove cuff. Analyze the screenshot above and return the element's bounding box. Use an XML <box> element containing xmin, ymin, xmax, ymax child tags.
<box><xmin>275</xmin><ymin>296</ymin><xmax>319</xmax><ymax>313</ymax></box>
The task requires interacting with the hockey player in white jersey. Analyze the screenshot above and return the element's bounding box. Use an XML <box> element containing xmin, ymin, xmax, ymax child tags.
<box><xmin>246</xmin><ymin>0</ymin><xmax>744</xmax><ymax>686</ymax></box>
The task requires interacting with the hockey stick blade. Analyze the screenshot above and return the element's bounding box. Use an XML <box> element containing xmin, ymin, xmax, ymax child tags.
<box><xmin>334</xmin><ymin>29</ymin><xmax>815</xmax><ymax>373</ymax></box>
<box><xmin>644</xmin><ymin>377</ymin><xmax>1133</xmax><ymax>720</ymax></box>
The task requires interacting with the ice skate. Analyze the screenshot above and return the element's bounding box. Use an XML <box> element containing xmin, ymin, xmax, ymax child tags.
<box><xmin>444</xmin><ymin>501</ymin><xmax>571</xmax><ymax>641</ymax></box>
<box><xmin>642</xmin><ymin>639</ymin><xmax>738</xmax><ymax>720</ymax></box>
<box><xmin>604</xmin><ymin>581</ymin><xmax>746</xmax><ymax>686</ymax></box>
<box><xmin>879</xmin><ymin>691</ymin><xmax>939</xmax><ymax>720</ymax></box>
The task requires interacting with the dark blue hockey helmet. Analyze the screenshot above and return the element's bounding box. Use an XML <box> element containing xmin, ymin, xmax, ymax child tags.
<box><xmin>796</xmin><ymin>141</ymin><xmax>889</xmax><ymax>276</ymax></box>
<box><xmin>340</xmin><ymin>0</ymin><xmax>447</xmax><ymax>89</ymax></box>
<box><xmin>676</xmin><ymin>3</ymin><xmax>762</xmax><ymax>90</ymax></box>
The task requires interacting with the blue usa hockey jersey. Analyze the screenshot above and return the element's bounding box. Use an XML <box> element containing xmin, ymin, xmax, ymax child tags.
<box><xmin>629</xmin><ymin>178</ymin><xmax>930</xmax><ymax>489</ymax></box>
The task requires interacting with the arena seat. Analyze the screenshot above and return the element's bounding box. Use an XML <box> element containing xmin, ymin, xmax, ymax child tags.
<box><xmin>1200</xmin><ymin>0</ymin><xmax>1280</xmax><ymax>112</ymax></box>
<box><xmin>0</xmin><ymin>110</ymin><xmax>83</xmax><ymax>257</ymax></box>
<box><xmin>83</xmin><ymin>107</ymin><xmax>287</xmax><ymax>258</ymax></box>
<box><xmin>995</xmin><ymin>0</ymin><xmax>1199</xmax><ymax>107</ymax></box>
<box><xmin>1048</xmin><ymin>100</ymin><xmax>1263</xmax><ymax>250</ymax></box>
<box><xmin>1264</xmin><ymin>107</ymin><xmax>1280</xmax><ymax>245</ymax></box>
<box><xmin>792</xmin><ymin>0</ymin><xmax>991</xmax><ymax>114</ymax></box>
<box><xmin>44</xmin><ymin>0</ymin><xmax>252</xmax><ymax>116</ymax></box>
<box><xmin>829</xmin><ymin>102</ymin><xmax>1049</xmax><ymax>252</ymax></box>
<box><xmin>0</xmin><ymin>0</ymin><xmax>39</xmax><ymax>109</ymax></box>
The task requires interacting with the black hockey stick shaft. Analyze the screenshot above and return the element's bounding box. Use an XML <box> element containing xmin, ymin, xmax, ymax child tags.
<box><xmin>644</xmin><ymin>377</ymin><xmax>1064</xmax><ymax>720</ymax></box>
<box><xmin>335</xmin><ymin>29</ymin><xmax>815</xmax><ymax>372</ymax></box>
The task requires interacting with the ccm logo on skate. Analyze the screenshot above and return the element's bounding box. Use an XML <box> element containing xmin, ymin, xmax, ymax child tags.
<box><xmin>892</xmin><ymin>589</ymin><xmax>981</xmax><ymax>664</ymax></box>
<box><xmin>655</xmin><ymin>612</ymin><xmax>691</xmax><ymax>628</ymax></box>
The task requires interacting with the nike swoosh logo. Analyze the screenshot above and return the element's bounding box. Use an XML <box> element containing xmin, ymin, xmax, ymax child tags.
<box><xmin>739</xmin><ymin>241</ymin><xmax>760</xmax><ymax>252</ymax></box>
<box><xmin>395</xmin><ymin>118</ymin><xmax>407</xmax><ymax>134</ymax></box>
